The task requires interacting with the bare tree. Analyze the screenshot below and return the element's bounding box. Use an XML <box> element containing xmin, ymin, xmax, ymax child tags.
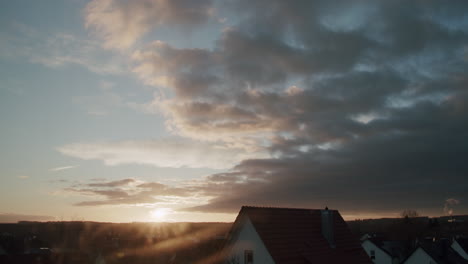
<box><xmin>401</xmin><ymin>209</ymin><xmax>419</xmax><ymax>218</ymax></box>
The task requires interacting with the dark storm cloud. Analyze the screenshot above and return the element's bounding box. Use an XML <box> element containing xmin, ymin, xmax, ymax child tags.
<box><xmin>84</xmin><ymin>0</ymin><xmax>468</xmax><ymax>216</ymax></box>
<box><xmin>173</xmin><ymin>0</ymin><xmax>468</xmax><ymax>216</ymax></box>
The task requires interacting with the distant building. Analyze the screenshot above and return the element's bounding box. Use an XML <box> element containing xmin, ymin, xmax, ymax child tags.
<box><xmin>223</xmin><ymin>206</ymin><xmax>372</xmax><ymax>264</ymax></box>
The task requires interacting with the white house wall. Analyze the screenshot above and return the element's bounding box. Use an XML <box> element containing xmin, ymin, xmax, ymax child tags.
<box><xmin>451</xmin><ymin>240</ymin><xmax>468</xmax><ymax>260</ymax></box>
<box><xmin>227</xmin><ymin>217</ymin><xmax>275</xmax><ymax>264</ymax></box>
<box><xmin>404</xmin><ymin>248</ymin><xmax>438</xmax><ymax>264</ymax></box>
<box><xmin>361</xmin><ymin>240</ymin><xmax>393</xmax><ymax>264</ymax></box>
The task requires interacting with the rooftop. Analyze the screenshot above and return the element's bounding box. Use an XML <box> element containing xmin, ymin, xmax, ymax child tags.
<box><xmin>231</xmin><ymin>206</ymin><xmax>372</xmax><ymax>264</ymax></box>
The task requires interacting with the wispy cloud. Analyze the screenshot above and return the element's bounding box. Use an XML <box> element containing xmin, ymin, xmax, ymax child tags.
<box><xmin>62</xmin><ymin>178</ymin><xmax>199</xmax><ymax>207</ymax></box>
<box><xmin>85</xmin><ymin>0</ymin><xmax>214</xmax><ymax>50</ymax></box>
<box><xmin>87</xmin><ymin>178</ymin><xmax>136</xmax><ymax>187</ymax></box>
<box><xmin>49</xmin><ymin>166</ymin><xmax>76</xmax><ymax>172</ymax></box>
<box><xmin>0</xmin><ymin>23</ymin><xmax>125</xmax><ymax>75</ymax></box>
<box><xmin>57</xmin><ymin>138</ymin><xmax>265</xmax><ymax>169</ymax></box>
<box><xmin>17</xmin><ymin>175</ymin><xmax>29</xmax><ymax>179</ymax></box>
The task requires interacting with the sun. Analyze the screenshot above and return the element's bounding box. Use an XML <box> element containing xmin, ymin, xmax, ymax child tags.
<box><xmin>149</xmin><ymin>208</ymin><xmax>171</xmax><ymax>221</ymax></box>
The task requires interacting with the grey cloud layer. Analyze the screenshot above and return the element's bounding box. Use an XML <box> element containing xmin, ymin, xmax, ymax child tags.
<box><xmin>82</xmin><ymin>0</ymin><xmax>468</xmax><ymax>216</ymax></box>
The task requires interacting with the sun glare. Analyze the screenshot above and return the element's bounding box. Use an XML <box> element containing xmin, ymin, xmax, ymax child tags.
<box><xmin>150</xmin><ymin>208</ymin><xmax>171</xmax><ymax>221</ymax></box>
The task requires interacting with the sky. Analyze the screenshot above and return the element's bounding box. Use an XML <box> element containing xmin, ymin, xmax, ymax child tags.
<box><xmin>1</xmin><ymin>0</ymin><xmax>468</xmax><ymax>223</ymax></box>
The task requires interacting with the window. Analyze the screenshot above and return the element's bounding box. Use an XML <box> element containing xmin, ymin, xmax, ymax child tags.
<box><xmin>244</xmin><ymin>250</ymin><xmax>253</xmax><ymax>264</ymax></box>
<box><xmin>370</xmin><ymin>249</ymin><xmax>375</xmax><ymax>260</ymax></box>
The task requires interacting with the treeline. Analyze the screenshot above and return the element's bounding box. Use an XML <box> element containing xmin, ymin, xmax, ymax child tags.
<box><xmin>347</xmin><ymin>215</ymin><xmax>468</xmax><ymax>240</ymax></box>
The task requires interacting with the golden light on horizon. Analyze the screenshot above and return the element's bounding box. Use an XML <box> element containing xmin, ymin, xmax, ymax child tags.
<box><xmin>149</xmin><ymin>208</ymin><xmax>172</xmax><ymax>221</ymax></box>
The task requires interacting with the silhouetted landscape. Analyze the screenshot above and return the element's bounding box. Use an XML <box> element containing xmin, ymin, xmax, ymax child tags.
<box><xmin>0</xmin><ymin>221</ymin><xmax>230</xmax><ymax>264</ymax></box>
<box><xmin>1</xmin><ymin>214</ymin><xmax>467</xmax><ymax>264</ymax></box>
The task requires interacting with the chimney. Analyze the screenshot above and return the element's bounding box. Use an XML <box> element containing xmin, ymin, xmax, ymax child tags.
<box><xmin>321</xmin><ymin>208</ymin><xmax>335</xmax><ymax>248</ymax></box>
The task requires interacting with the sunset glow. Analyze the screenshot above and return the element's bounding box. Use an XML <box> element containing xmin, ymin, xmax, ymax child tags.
<box><xmin>149</xmin><ymin>208</ymin><xmax>172</xmax><ymax>222</ymax></box>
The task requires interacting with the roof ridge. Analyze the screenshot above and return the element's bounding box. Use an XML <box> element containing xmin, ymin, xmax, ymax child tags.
<box><xmin>241</xmin><ymin>205</ymin><xmax>335</xmax><ymax>211</ymax></box>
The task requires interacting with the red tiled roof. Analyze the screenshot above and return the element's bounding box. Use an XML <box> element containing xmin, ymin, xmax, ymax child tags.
<box><xmin>232</xmin><ymin>206</ymin><xmax>372</xmax><ymax>264</ymax></box>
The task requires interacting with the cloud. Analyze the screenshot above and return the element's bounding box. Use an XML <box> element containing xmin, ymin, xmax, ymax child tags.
<box><xmin>0</xmin><ymin>23</ymin><xmax>124</xmax><ymax>74</ymax></box>
<box><xmin>17</xmin><ymin>175</ymin><xmax>30</xmax><ymax>179</ymax></box>
<box><xmin>27</xmin><ymin>33</ymin><xmax>124</xmax><ymax>74</ymax></box>
<box><xmin>63</xmin><ymin>178</ymin><xmax>196</xmax><ymax>207</ymax></box>
<box><xmin>57</xmin><ymin>138</ymin><xmax>264</xmax><ymax>169</ymax></box>
<box><xmin>49</xmin><ymin>166</ymin><xmax>76</xmax><ymax>172</ymax></box>
<box><xmin>87</xmin><ymin>178</ymin><xmax>136</xmax><ymax>187</ymax></box>
<box><xmin>79</xmin><ymin>0</ymin><xmax>468</xmax><ymax>216</ymax></box>
<box><xmin>85</xmin><ymin>0</ymin><xmax>214</xmax><ymax>50</ymax></box>
<box><xmin>0</xmin><ymin>213</ymin><xmax>55</xmax><ymax>223</ymax></box>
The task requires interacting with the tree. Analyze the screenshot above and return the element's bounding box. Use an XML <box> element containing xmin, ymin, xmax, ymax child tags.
<box><xmin>401</xmin><ymin>209</ymin><xmax>419</xmax><ymax>218</ymax></box>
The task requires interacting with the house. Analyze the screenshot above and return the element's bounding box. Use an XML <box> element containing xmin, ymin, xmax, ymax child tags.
<box><xmin>452</xmin><ymin>238</ymin><xmax>468</xmax><ymax>260</ymax></box>
<box><xmin>403</xmin><ymin>238</ymin><xmax>468</xmax><ymax>264</ymax></box>
<box><xmin>361</xmin><ymin>237</ymin><xmax>407</xmax><ymax>264</ymax></box>
<box><xmin>223</xmin><ymin>206</ymin><xmax>372</xmax><ymax>264</ymax></box>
